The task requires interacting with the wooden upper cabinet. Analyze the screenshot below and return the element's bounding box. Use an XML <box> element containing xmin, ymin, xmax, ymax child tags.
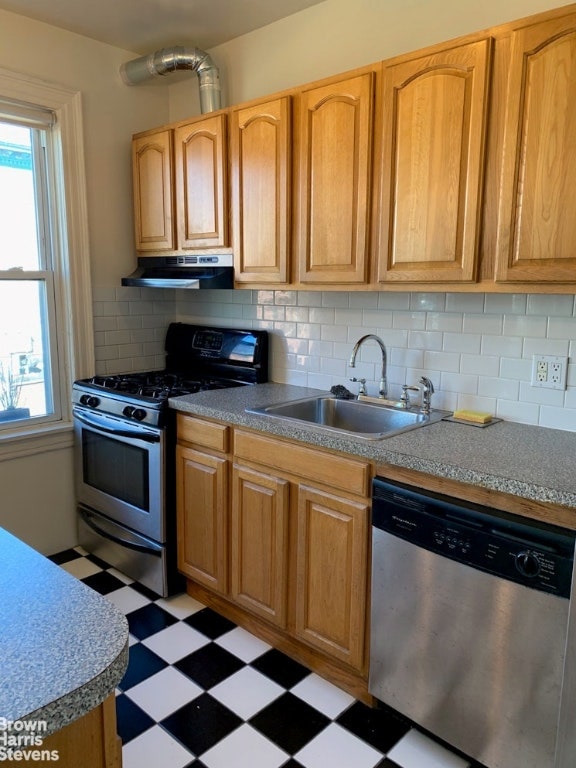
<box><xmin>496</xmin><ymin>15</ymin><xmax>576</xmax><ymax>282</ymax></box>
<box><xmin>231</xmin><ymin>98</ymin><xmax>291</xmax><ymax>283</ymax></box>
<box><xmin>174</xmin><ymin>113</ymin><xmax>228</xmax><ymax>249</ymax></box>
<box><xmin>132</xmin><ymin>129</ymin><xmax>175</xmax><ymax>252</ymax></box>
<box><xmin>376</xmin><ymin>39</ymin><xmax>492</xmax><ymax>283</ymax></box>
<box><xmin>296</xmin><ymin>73</ymin><xmax>374</xmax><ymax>284</ymax></box>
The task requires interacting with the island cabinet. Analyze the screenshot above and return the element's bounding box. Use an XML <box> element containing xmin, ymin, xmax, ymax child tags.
<box><xmin>131</xmin><ymin>112</ymin><xmax>229</xmax><ymax>254</ymax></box>
<box><xmin>373</xmin><ymin>38</ymin><xmax>492</xmax><ymax>284</ymax></box>
<box><xmin>230</xmin><ymin>97</ymin><xmax>291</xmax><ymax>284</ymax></box>
<box><xmin>495</xmin><ymin>12</ymin><xmax>576</xmax><ymax>283</ymax></box>
<box><xmin>295</xmin><ymin>72</ymin><xmax>375</xmax><ymax>285</ymax></box>
<box><xmin>176</xmin><ymin>414</ymin><xmax>373</xmax><ymax>697</ymax></box>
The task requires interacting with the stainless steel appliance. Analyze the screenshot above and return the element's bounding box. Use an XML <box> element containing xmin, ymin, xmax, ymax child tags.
<box><xmin>73</xmin><ymin>323</ymin><xmax>268</xmax><ymax>596</ymax></box>
<box><xmin>121</xmin><ymin>254</ymin><xmax>234</xmax><ymax>289</ymax></box>
<box><xmin>370</xmin><ymin>478</ymin><xmax>576</xmax><ymax>768</ymax></box>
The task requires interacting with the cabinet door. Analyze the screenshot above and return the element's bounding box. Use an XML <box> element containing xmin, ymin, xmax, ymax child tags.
<box><xmin>376</xmin><ymin>39</ymin><xmax>491</xmax><ymax>283</ymax></box>
<box><xmin>294</xmin><ymin>485</ymin><xmax>369</xmax><ymax>670</ymax></box>
<box><xmin>296</xmin><ymin>73</ymin><xmax>374</xmax><ymax>284</ymax></box>
<box><xmin>230</xmin><ymin>465</ymin><xmax>290</xmax><ymax>626</ymax></box>
<box><xmin>132</xmin><ymin>130</ymin><xmax>175</xmax><ymax>252</ymax></box>
<box><xmin>496</xmin><ymin>16</ymin><xmax>576</xmax><ymax>282</ymax></box>
<box><xmin>174</xmin><ymin>114</ymin><xmax>228</xmax><ymax>249</ymax></box>
<box><xmin>176</xmin><ymin>445</ymin><xmax>228</xmax><ymax>593</ymax></box>
<box><xmin>231</xmin><ymin>98</ymin><xmax>291</xmax><ymax>283</ymax></box>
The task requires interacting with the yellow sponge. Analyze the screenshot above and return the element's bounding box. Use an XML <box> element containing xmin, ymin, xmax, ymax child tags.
<box><xmin>452</xmin><ymin>409</ymin><xmax>493</xmax><ymax>424</ymax></box>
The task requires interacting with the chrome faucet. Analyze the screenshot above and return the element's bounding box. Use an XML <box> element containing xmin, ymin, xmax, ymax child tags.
<box><xmin>419</xmin><ymin>376</ymin><xmax>434</xmax><ymax>415</ymax></box>
<box><xmin>349</xmin><ymin>334</ymin><xmax>388</xmax><ymax>398</ymax></box>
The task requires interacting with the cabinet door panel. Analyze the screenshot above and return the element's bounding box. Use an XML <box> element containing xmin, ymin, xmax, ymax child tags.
<box><xmin>132</xmin><ymin>130</ymin><xmax>174</xmax><ymax>251</ymax></box>
<box><xmin>232</xmin><ymin>98</ymin><xmax>291</xmax><ymax>283</ymax></box>
<box><xmin>496</xmin><ymin>17</ymin><xmax>576</xmax><ymax>282</ymax></box>
<box><xmin>377</xmin><ymin>39</ymin><xmax>491</xmax><ymax>282</ymax></box>
<box><xmin>174</xmin><ymin>114</ymin><xmax>228</xmax><ymax>249</ymax></box>
<box><xmin>176</xmin><ymin>445</ymin><xmax>228</xmax><ymax>592</ymax></box>
<box><xmin>297</xmin><ymin>74</ymin><xmax>374</xmax><ymax>284</ymax></box>
<box><xmin>294</xmin><ymin>485</ymin><xmax>368</xmax><ymax>670</ymax></box>
<box><xmin>231</xmin><ymin>465</ymin><xmax>289</xmax><ymax>626</ymax></box>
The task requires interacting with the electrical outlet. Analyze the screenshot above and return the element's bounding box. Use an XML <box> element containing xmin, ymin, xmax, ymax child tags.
<box><xmin>531</xmin><ymin>355</ymin><xmax>568</xmax><ymax>390</ymax></box>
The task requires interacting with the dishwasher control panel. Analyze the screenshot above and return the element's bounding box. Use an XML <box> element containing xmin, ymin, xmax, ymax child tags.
<box><xmin>373</xmin><ymin>478</ymin><xmax>575</xmax><ymax>598</ymax></box>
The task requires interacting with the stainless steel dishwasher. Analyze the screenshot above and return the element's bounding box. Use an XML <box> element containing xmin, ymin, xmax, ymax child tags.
<box><xmin>369</xmin><ymin>478</ymin><xmax>576</xmax><ymax>768</ymax></box>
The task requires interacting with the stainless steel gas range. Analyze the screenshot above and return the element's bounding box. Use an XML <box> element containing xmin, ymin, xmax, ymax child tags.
<box><xmin>73</xmin><ymin>323</ymin><xmax>269</xmax><ymax>596</ymax></box>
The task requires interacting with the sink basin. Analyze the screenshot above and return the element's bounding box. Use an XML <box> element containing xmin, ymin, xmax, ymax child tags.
<box><xmin>246</xmin><ymin>395</ymin><xmax>449</xmax><ymax>440</ymax></box>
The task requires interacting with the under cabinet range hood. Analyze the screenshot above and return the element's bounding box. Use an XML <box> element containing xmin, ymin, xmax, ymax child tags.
<box><xmin>121</xmin><ymin>254</ymin><xmax>234</xmax><ymax>289</ymax></box>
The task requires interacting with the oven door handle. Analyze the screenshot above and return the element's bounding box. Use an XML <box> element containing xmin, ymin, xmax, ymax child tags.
<box><xmin>74</xmin><ymin>410</ymin><xmax>161</xmax><ymax>443</ymax></box>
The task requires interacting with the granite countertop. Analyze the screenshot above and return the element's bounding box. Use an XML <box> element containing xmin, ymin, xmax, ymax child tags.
<box><xmin>0</xmin><ymin>528</ymin><xmax>128</xmax><ymax>737</ymax></box>
<box><xmin>170</xmin><ymin>382</ymin><xmax>576</xmax><ymax>511</ymax></box>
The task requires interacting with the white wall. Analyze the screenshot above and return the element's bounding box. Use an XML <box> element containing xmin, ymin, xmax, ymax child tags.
<box><xmin>168</xmin><ymin>0</ymin><xmax>575</xmax><ymax>118</ymax></box>
<box><xmin>0</xmin><ymin>11</ymin><xmax>169</xmax><ymax>552</ymax></box>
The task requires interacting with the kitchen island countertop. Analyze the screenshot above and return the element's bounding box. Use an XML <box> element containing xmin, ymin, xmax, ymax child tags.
<box><xmin>170</xmin><ymin>382</ymin><xmax>576</xmax><ymax>512</ymax></box>
<box><xmin>0</xmin><ymin>527</ymin><xmax>128</xmax><ymax>737</ymax></box>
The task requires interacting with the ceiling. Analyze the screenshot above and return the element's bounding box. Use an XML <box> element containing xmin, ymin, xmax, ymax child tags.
<box><xmin>0</xmin><ymin>0</ymin><xmax>327</xmax><ymax>54</ymax></box>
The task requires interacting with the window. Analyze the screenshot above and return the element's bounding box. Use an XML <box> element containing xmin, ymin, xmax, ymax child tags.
<box><xmin>0</xmin><ymin>68</ymin><xmax>93</xmax><ymax>451</ymax></box>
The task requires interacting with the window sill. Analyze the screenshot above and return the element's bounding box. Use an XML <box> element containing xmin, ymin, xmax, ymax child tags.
<box><xmin>0</xmin><ymin>420</ymin><xmax>74</xmax><ymax>460</ymax></box>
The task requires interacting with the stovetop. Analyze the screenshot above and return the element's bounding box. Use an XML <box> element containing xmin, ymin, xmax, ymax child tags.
<box><xmin>72</xmin><ymin>323</ymin><xmax>269</xmax><ymax>428</ymax></box>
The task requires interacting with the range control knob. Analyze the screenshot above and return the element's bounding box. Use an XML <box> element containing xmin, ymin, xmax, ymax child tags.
<box><xmin>132</xmin><ymin>408</ymin><xmax>147</xmax><ymax>422</ymax></box>
<box><xmin>515</xmin><ymin>550</ymin><xmax>541</xmax><ymax>578</ymax></box>
<box><xmin>122</xmin><ymin>406</ymin><xmax>135</xmax><ymax>418</ymax></box>
<box><xmin>80</xmin><ymin>394</ymin><xmax>100</xmax><ymax>408</ymax></box>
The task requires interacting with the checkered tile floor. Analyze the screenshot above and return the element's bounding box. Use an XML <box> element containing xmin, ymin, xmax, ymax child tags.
<box><xmin>50</xmin><ymin>547</ymin><xmax>480</xmax><ymax>768</ymax></box>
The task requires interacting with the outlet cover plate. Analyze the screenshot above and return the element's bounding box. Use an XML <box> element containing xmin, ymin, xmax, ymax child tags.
<box><xmin>531</xmin><ymin>354</ymin><xmax>568</xmax><ymax>390</ymax></box>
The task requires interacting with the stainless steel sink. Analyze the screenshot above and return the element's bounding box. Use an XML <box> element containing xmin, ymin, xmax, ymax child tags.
<box><xmin>246</xmin><ymin>395</ymin><xmax>449</xmax><ymax>440</ymax></box>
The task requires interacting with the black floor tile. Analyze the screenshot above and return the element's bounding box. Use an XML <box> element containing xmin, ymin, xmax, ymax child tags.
<box><xmin>48</xmin><ymin>548</ymin><xmax>82</xmax><ymax>565</ymax></box>
<box><xmin>115</xmin><ymin>693</ymin><xmax>155</xmax><ymax>744</ymax></box>
<box><xmin>336</xmin><ymin>701</ymin><xmax>411</xmax><ymax>754</ymax></box>
<box><xmin>81</xmin><ymin>570</ymin><xmax>127</xmax><ymax>595</ymax></box>
<box><xmin>375</xmin><ymin>760</ymin><xmax>402</xmax><ymax>768</ymax></box>
<box><xmin>184</xmin><ymin>607</ymin><xmax>236</xmax><ymax>639</ymax></box>
<box><xmin>249</xmin><ymin>692</ymin><xmax>330</xmax><ymax>754</ymax></box>
<box><xmin>161</xmin><ymin>693</ymin><xmax>242</xmax><ymax>756</ymax></box>
<box><xmin>129</xmin><ymin>579</ymin><xmax>163</xmax><ymax>601</ymax></box>
<box><xmin>175</xmin><ymin>643</ymin><xmax>244</xmax><ymax>689</ymax></box>
<box><xmin>280</xmin><ymin>760</ymin><xmax>306</xmax><ymax>768</ymax></box>
<box><xmin>126</xmin><ymin>602</ymin><xmax>178</xmax><ymax>640</ymax></box>
<box><xmin>251</xmin><ymin>648</ymin><xmax>310</xmax><ymax>689</ymax></box>
<box><xmin>118</xmin><ymin>643</ymin><xmax>168</xmax><ymax>690</ymax></box>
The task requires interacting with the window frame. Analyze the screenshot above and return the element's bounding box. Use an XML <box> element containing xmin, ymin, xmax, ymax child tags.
<box><xmin>0</xmin><ymin>67</ymin><xmax>93</xmax><ymax>459</ymax></box>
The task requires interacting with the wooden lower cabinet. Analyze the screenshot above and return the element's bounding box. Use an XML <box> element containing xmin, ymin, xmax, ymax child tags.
<box><xmin>176</xmin><ymin>443</ymin><xmax>228</xmax><ymax>593</ymax></box>
<box><xmin>294</xmin><ymin>485</ymin><xmax>369</xmax><ymax>669</ymax></box>
<box><xmin>230</xmin><ymin>464</ymin><xmax>290</xmax><ymax>626</ymax></box>
<box><xmin>176</xmin><ymin>416</ymin><xmax>372</xmax><ymax>696</ymax></box>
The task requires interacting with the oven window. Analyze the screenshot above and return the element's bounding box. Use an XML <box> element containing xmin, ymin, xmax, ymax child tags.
<box><xmin>82</xmin><ymin>431</ymin><xmax>149</xmax><ymax>511</ymax></box>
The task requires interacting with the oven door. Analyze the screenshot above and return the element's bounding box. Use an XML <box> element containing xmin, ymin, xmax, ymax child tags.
<box><xmin>73</xmin><ymin>405</ymin><xmax>165</xmax><ymax>542</ymax></box>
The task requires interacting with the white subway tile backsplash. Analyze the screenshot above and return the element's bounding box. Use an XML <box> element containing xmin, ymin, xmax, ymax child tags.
<box><xmin>92</xmin><ymin>289</ymin><xmax>576</xmax><ymax>433</ymax></box>
<box><xmin>527</xmin><ymin>294</ymin><xmax>575</xmax><ymax>316</ymax></box>
<box><xmin>483</xmin><ymin>293</ymin><xmax>527</xmax><ymax>314</ymax></box>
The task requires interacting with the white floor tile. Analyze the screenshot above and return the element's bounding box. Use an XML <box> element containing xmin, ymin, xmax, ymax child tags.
<box><xmin>125</xmin><ymin>666</ymin><xmax>202</xmax><ymax>721</ymax></box>
<box><xmin>201</xmin><ymin>724</ymin><xmax>288</xmax><ymax>768</ymax></box>
<box><xmin>295</xmin><ymin>723</ymin><xmax>383</xmax><ymax>768</ymax></box>
<box><xmin>73</xmin><ymin>546</ymin><xmax>89</xmax><ymax>556</ymax></box>
<box><xmin>106</xmin><ymin>567</ymin><xmax>134</xmax><ymax>585</ymax></box>
<box><xmin>155</xmin><ymin>592</ymin><xmax>205</xmax><ymax>619</ymax></box>
<box><xmin>291</xmin><ymin>673</ymin><xmax>355</xmax><ymax>718</ymax></box>
<box><xmin>60</xmin><ymin>557</ymin><xmax>103</xmax><ymax>579</ymax></box>
<box><xmin>209</xmin><ymin>666</ymin><xmax>284</xmax><ymax>719</ymax></box>
<box><xmin>122</xmin><ymin>725</ymin><xmax>193</xmax><ymax>768</ymax></box>
<box><xmin>104</xmin><ymin>585</ymin><xmax>151</xmax><ymax>614</ymax></box>
<box><xmin>387</xmin><ymin>729</ymin><xmax>469</xmax><ymax>768</ymax></box>
<box><xmin>141</xmin><ymin>620</ymin><xmax>210</xmax><ymax>663</ymax></box>
<box><xmin>128</xmin><ymin>633</ymin><xmax>139</xmax><ymax>647</ymax></box>
<box><xmin>215</xmin><ymin>626</ymin><xmax>272</xmax><ymax>662</ymax></box>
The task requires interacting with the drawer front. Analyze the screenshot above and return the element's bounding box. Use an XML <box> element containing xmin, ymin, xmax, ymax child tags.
<box><xmin>177</xmin><ymin>414</ymin><xmax>229</xmax><ymax>452</ymax></box>
<box><xmin>234</xmin><ymin>430</ymin><xmax>370</xmax><ymax>496</ymax></box>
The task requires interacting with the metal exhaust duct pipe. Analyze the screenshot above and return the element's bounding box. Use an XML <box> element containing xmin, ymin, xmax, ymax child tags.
<box><xmin>120</xmin><ymin>46</ymin><xmax>221</xmax><ymax>113</ymax></box>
